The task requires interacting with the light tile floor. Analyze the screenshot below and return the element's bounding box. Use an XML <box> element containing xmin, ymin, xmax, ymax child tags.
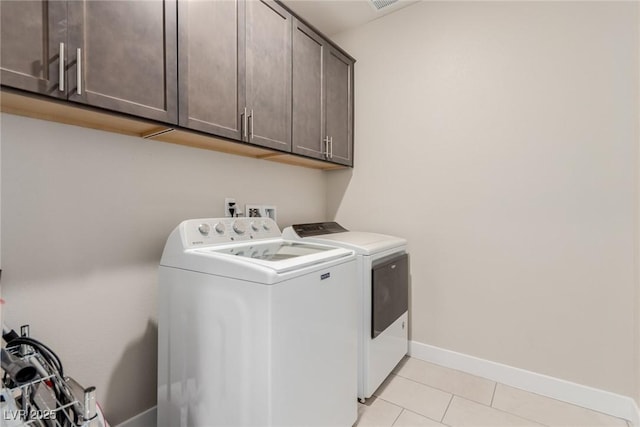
<box><xmin>354</xmin><ymin>357</ymin><xmax>631</xmax><ymax>427</ymax></box>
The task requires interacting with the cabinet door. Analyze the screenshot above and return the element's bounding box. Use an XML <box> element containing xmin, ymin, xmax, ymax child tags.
<box><xmin>178</xmin><ymin>0</ymin><xmax>243</xmax><ymax>140</ymax></box>
<box><xmin>67</xmin><ymin>0</ymin><xmax>177</xmax><ymax>124</ymax></box>
<box><xmin>292</xmin><ymin>19</ymin><xmax>325</xmax><ymax>161</ymax></box>
<box><xmin>0</xmin><ymin>0</ymin><xmax>67</xmax><ymax>99</ymax></box>
<box><xmin>244</xmin><ymin>0</ymin><xmax>291</xmax><ymax>151</ymax></box>
<box><xmin>325</xmin><ymin>47</ymin><xmax>354</xmax><ymax>167</ymax></box>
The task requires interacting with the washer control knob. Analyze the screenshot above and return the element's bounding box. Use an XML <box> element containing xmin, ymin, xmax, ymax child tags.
<box><xmin>263</xmin><ymin>222</ymin><xmax>271</xmax><ymax>231</ymax></box>
<box><xmin>198</xmin><ymin>223</ymin><xmax>211</xmax><ymax>236</ymax></box>
<box><xmin>214</xmin><ymin>222</ymin><xmax>226</xmax><ymax>234</ymax></box>
<box><xmin>232</xmin><ymin>221</ymin><xmax>246</xmax><ymax>235</ymax></box>
<box><xmin>251</xmin><ymin>221</ymin><xmax>260</xmax><ymax>232</ymax></box>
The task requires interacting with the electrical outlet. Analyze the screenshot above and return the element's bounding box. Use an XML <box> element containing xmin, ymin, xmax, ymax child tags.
<box><xmin>224</xmin><ymin>198</ymin><xmax>236</xmax><ymax>217</ymax></box>
<box><xmin>245</xmin><ymin>204</ymin><xmax>263</xmax><ymax>218</ymax></box>
<box><xmin>263</xmin><ymin>205</ymin><xmax>277</xmax><ymax>221</ymax></box>
<box><xmin>245</xmin><ymin>204</ymin><xmax>276</xmax><ymax>221</ymax></box>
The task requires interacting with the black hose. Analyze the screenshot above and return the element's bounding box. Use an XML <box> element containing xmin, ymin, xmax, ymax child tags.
<box><xmin>6</xmin><ymin>337</ymin><xmax>64</xmax><ymax>377</ymax></box>
<box><xmin>4</xmin><ymin>335</ymin><xmax>80</xmax><ymax>426</ymax></box>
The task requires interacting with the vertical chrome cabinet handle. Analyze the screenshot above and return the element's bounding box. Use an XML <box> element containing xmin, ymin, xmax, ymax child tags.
<box><xmin>248</xmin><ymin>109</ymin><xmax>254</xmax><ymax>140</ymax></box>
<box><xmin>76</xmin><ymin>48</ymin><xmax>82</xmax><ymax>95</ymax></box>
<box><xmin>242</xmin><ymin>107</ymin><xmax>248</xmax><ymax>139</ymax></box>
<box><xmin>59</xmin><ymin>43</ymin><xmax>65</xmax><ymax>91</ymax></box>
<box><xmin>322</xmin><ymin>136</ymin><xmax>328</xmax><ymax>158</ymax></box>
<box><xmin>329</xmin><ymin>136</ymin><xmax>333</xmax><ymax>159</ymax></box>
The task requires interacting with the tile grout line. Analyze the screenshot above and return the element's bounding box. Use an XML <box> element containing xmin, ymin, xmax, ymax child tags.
<box><xmin>375</xmin><ymin>380</ymin><xmax>546</xmax><ymax>427</ymax></box>
<box><xmin>404</xmin><ymin>407</ymin><xmax>452</xmax><ymax>426</ymax></box>
<box><xmin>379</xmin><ymin>393</ymin><xmax>549</xmax><ymax>427</ymax></box>
<box><xmin>389</xmin><ymin>373</ymin><xmax>467</xmax><ymax>400</ymax></box>
<box><xmin>455</xmin><ymin>395</ymin><xmax>551</xmax><ymax>427</ymax></box>
<box><xmin>440</xmin><ymin>394</ymin><xmax>455</xmax><ymax>423</ymax></box>
<box><xmin>387</xmin><ymin>373</ymin><xmax>434</xmax><ymax>389</ymax></box>
<box><xmin>392</xmin><ymin>370</ymin><xmax>495</xmax><ymax>407</ymax></box>
<box><xmin>489</xmin><ymin>381</ymin><xmax>498</xmax><ymax>407</ymax></box>
<box><xmin>393</xmin><ymin>359</ymin><xmax>491</xmax><ymax>384</ymax></box>
<box><xmin>376</xmin><ymin>396</ymin><xmax>451</xmax><ymax>426</ymax></box>
<box><xmin>389</xmin><ymin>408</ymin><xmax>404</xmax><ymax>427</ymax></box>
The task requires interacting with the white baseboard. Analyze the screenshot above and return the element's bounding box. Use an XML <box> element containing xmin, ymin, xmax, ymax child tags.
<box><xmin>114</xmin><ymin>406</ymin><xmax>157</xmax><ymax>427</ymax></box>
<box><xmin>630</xmin><ymin>399</ymin><xmax>640</xmax><ymax>427</ymax></box>
<box><xmin>410</xmin><ymin>340</ymin><xmax>638</xmax><ymax>425</ymax></box>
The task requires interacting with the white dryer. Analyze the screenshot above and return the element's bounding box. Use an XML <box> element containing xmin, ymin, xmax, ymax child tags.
<box><xmin>283</xmin><ymin>222</ymin><xmax>409</xmax><ymax>402</ymax></box>
<box><xmin>158</xmin><ymin>217</ymin><xmax>358</xmax><ymax>427</ymax></box>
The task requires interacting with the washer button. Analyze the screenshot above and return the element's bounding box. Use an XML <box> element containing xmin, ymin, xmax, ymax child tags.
<box><xmin>198</xmin><ymin>224</ymin><xmax>211</xmax><ymax>236</ymax></box>
<box><xmin>233</xmin><ymin>221</ymin><xmax>246</xmax><ymax>235</ymax></box>
<box><xmin>214</xmin><ymin>222</ymin><xmax>226</xmax><ymax>234</ymax></box>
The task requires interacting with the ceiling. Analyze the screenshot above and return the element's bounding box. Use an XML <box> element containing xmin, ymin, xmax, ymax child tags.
<box><xmin>281</xmin><ymin>0</ymin><xmax>419</xmax><ymax>37</ymax></box>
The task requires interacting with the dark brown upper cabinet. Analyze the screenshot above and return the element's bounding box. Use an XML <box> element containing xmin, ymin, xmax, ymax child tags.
<box><xmin>292</xmin><ymin>19</ymin><xmax>354</xmax><ymax>166</ymax></box>
<box><xmin>244</xmin><ymin>0</ymin><xmax>292</xmax><ymax>151</ymax></box>
<box><xmin>67</xmin><ymin>1</ymin><xmax>178</xmax><ymax>123</ymax></box>
<box><xmin>179</xmin><ymin>0</ymin><xmax>292</xmax><ymax>151</ymax></box>
<box><xmin>292</xmin><ymin>19</ymin><xmax>325</xmax><ymax>161</ymax></box>
<box><xmin>324</xmin><ymin>46</ymin><xmax>354</xmax><ymax>166</ymax></box>
<box><xmin>0</xmin><ymin>1</ymin><xmax>68</xmax><ymax>99</ymax></box>
<box><xmin>1</xmin><ymin>0</ymin><xmax>354</xmax><ymax>167</ymax></box>
<box><xmin>1</xmin><ymin>0</ymin><xmax>178</xmax><ymax>124</ymax></box>
<box><xmin>178</xmin><ymin>0</ymin><xmax>243</xmax><ymax>140</ymax></box>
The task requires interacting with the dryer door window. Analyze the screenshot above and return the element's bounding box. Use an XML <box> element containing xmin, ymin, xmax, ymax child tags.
<box><xmin>371</xmin><ymin>253</ymin><xmax>408</xmax><ymax>338</ymax></box>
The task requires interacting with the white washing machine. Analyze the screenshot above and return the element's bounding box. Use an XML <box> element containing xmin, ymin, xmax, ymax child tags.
<box><xmin>283</xmin><ymin>222</ymin><xmax>408</xmax><ymax>402</ymax></box>
<box><xmin>158</xmin><ymin>217</ymin><xmax>358</xmax><ymax>427</ymax></box>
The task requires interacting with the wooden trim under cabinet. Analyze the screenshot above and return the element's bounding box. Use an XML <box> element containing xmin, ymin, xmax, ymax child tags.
<box><xmin>0</xmin><ymin>89</ymin><xmax>347</xmax><ymax>170</ymax></box>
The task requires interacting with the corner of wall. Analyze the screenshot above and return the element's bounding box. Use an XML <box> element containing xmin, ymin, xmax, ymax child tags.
<box><xmin>324</xmin><ymin>168</ymin><xmax>354</xmax><ymax>221</ymax></box>
<box><xmin>635</xmin><ymin>0</ymin><xmax>640</xmax><ymax>411</ymax></box>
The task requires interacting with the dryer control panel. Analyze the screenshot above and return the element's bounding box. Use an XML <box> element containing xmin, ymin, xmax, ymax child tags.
<box><xmin>181</xmin><ymin>217</ymin><xmax>281</xmax><ymax>248</ymax></box>
<box><xmin>291</xmin><ymin>222</ymin><xmax>348</xmax><ymax>237</ymax></box>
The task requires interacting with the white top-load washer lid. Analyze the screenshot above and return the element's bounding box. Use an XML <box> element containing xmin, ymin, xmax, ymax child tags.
<box><xmin>282</xmin><ymin>222</ymin><xmax>407</xmax><ymax>255</ymax></box>
<box><xmin>160</xmin><ymin>218</ymin><xmax>354</xmax><ymax>284</ymax></box>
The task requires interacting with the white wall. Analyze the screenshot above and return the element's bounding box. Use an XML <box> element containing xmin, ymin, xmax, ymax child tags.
<box><xmin>330</xmin><ymin>1</ymin><xmax>639</xmax><ymax>398</ymax></box>
<box><xmin>0</xmin><ymin>113</ymin><xmax>327</xmax><ymax>425</ymax></box>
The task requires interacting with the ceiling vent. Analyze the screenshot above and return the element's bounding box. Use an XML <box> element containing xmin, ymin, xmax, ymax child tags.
<box><xmin>369</xmin><ymin>0</ymin><xmax>399</xmax><ymax>12</ymax></box>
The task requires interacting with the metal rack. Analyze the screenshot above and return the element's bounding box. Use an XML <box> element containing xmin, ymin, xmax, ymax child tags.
<box><xmin>1</xmin><ymin>328</ymin><xmax>106</xmax><ymax>427</ymax></box>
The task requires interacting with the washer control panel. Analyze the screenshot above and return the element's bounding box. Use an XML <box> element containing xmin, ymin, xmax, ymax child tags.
<box><xmin>182</xmin><ymin>217</ymin><xmax>281</xmax><ymax>247</ymax></box>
